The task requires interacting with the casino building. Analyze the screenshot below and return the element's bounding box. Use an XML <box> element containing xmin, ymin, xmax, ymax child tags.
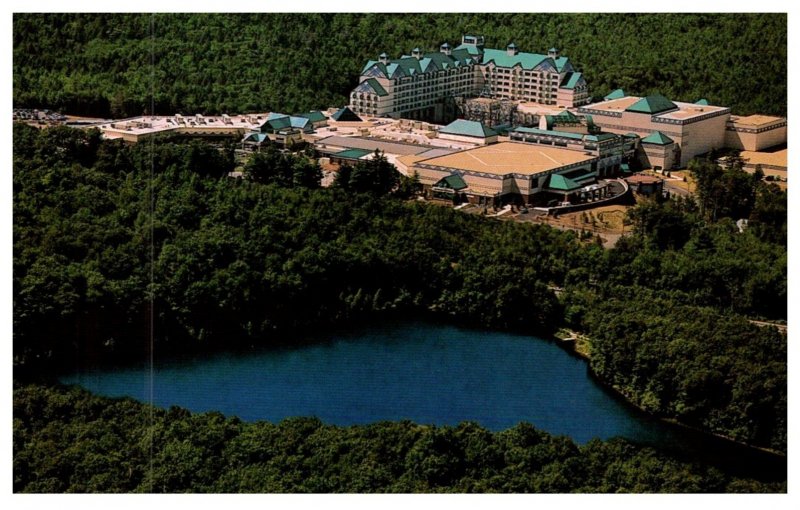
<box><xmin>406</xmin><ymin>141</ymin><xmax>610</xmax><ymax>206</ymax></box>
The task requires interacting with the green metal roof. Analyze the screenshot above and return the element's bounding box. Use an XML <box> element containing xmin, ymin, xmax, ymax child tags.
<box><xmin>545</xmin><ymin>110</ymin><xmax>582</xmax><ymax>129</ymax></box>
<box><xmin>641</xmin><ymin>131</ymin><xmax>675</xmax><ymax>145</ymax></box>
<box><xmin>624</xmin><ymin>132</ymin><xmax>640</xmax><ymax>138</ymax></box>
<box><xmin>365</xmin><ymin>78</ymin><xmax>388</xmax><ymax>96</ymax></box>
<box><xmin>294</xmin><ymin>111</ymin><xmax>326</xmax><ymax>123</ymax></box>
<box><xmin>547</xmin><ymin>174</ymin><xmax>582</xmax><ymax>191</ymax></box>
<box><xmin>331</xmin><ymin>107</ymin><xmax>362</xmax><ymax>122</ymax></box>
<box><xmin>289</xmin><ymin>116</ymin><xmax>312</xmax><ymax>131</ymax></box>
<box><xmin>512</xmin><ymin>126</ymin><xmax>584</xmax><ymax>140</ymax></box>
<box><xmin>436</xmin><ymin>174</ymin><xmax>468</xmax><ymax>190</ymax></box>
<box><xmin>243</xmin><ymin>133</ymin><xmax>268</xmax><ymax>143</ymax></box>
<box><xmin>333</xmin><ymin>148</ymin><xmax>372</xmax><ymax>160</ymax></box>
<box><xmin>260</xmin><ymin>116</ymin><xmax>291</xmax><ymax>132</ymax></box>
<box><xmin>481</xmin><ymin>48</ymin><xmax>550</xmax><ymax>70</ymax></box>
<box><xmin>604</xmin><ymin>89</ymin><xmax>626</xmax><ymax>100</ymax></box>
<box><xmin>583</xmin><ymin>133</ymin><xmax>618</xmax><ymax>142</ymax></box>
<box><xmin>363</xmin><ymin>49</ymin><xmax>474</xmax><ymax>78</ymax></box>
<box><xmin>454</xmin><ymin>43</ymin><xmax>483</xmax><ymax>56</ymax></box>
<box><xmin>560</xmin><ymin>72</ymin><xmax>584</xmax><ymax>90</ymax></box>
<box><xmin>625</xmin><ymin>95</ymin><xmax>678</xmax><ymax>115</ymax></box>
<box><xmin>554</xmin><ymin>56</ymin><xmax>571</xmax><ymax>72</ymax></box>
<box><xmin>695</xmin><ymin>98</ymin><xmax>709</xmax><ymax>105</ymax></box>
<box><xmin>561</xmin><ymin>167</ymin><xmax>595</xmax><ymax>183</ymax></box>
<box><xmin>440</xmin><ymin>119</ymin><xmax>497</xmax><ymax>138</ymax></box>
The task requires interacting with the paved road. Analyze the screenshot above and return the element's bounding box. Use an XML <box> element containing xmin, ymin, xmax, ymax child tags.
<box><xmin>748</xmin><ymin>320</ymin><xmax>787</xmax><ymax>333</ymax></box>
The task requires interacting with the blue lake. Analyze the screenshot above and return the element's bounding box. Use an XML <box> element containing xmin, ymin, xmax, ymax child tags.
<box><xmin>61</xmin><ymin>322</ymin><xmax>681</xmax><ymax>446</ymax></box>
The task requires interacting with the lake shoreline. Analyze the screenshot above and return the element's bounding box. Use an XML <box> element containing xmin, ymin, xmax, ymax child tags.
<box><xmin>550</xmin><ymin>329</ymin><xmax>786</xmax><ymax>462</ymax></box>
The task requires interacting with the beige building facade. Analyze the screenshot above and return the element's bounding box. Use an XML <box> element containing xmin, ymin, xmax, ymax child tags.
<box><xmin>410</xmin><ymin>141</ymin><xmax>598</xmax><ymax>205</ymax></box>
<box><xmin>724</xmin><ymin>115</ymin><xmax>787</xmax><ymax>151</ymax></box>
<box><xmin>350</xmin><ymin>35</ymin><xmax>590</xmax><ymax>122</ymax></box>
<box><xmin>578</xmin><ymin>94</ymin><xmax>731</xmax><ymax>167</ymax></box>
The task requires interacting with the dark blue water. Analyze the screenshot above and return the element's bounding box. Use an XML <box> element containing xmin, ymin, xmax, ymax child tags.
<box><xmin>61</xmin><ymin>322</ymin><xmax>681</xmax><ymax>446</ymax></box>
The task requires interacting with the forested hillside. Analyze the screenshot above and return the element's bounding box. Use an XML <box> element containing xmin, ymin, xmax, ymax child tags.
<box><xmin>13</xmin><ymin>125</ymin><xmax>786</xmax><ymax>453</ymax></box>
<box><xmin>13</xmin><ymin>13</ymin><xmax>786</xmax><ymax>117</ymax></box>
<box><xmin>13</xmin><ymin>384</ymin><xmax>785</xmax><ymax>493</ymax></box>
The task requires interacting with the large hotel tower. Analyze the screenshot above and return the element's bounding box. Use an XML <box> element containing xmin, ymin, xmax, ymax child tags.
<box><xmin>350</xmin><ymin>35</ymin><xmax>590</xmax><ymax>121</ymax></box>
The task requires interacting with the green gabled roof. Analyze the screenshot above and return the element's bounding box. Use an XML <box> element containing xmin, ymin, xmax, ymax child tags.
<box><xmin>289</xmin><ymin>116</ymin><xmax>312</xmax><ymax>131</ymax></box>
<box><xmin>480</xmin><ymin>48</ymin><xmax>549</xmax><ymax>70</ymax></box>
<box><xmin>450</xmin><ymin>48</ymin><xmax>472</xmax><ymax>61</ymax></box>
<box><xmin>267</xmin><ymin>112</ymin><xmax>289</xmax><ymax>121</ymax></box>
<box><xmin>266</xmin><ymin>116</ymin><xmax>291</xmax><ymax>130</ymax></box>
<box><xmin>454</xmin><ymin>43</ymin><xmax>483</xmax><ymax>56</ymax></box>
<box><xmin>331</xmin><ymin>107</ymin><xmax>362</xmax><ymax>122</ymax></box>
<box><xmin>695</xmin><ymin>98</ymin><xmax>709</xmax><ymax>105</ymax></box>
<box><xmin>369</xmin><ymin>50</ymin><xmax>473</xmax><ymax>79</ymax></box>
<box><xmin>560</xmin><ymin>72</ymin><xmax>583</xmax><ymax>90</ymax></box>
<box><xmin>545</xmin><ymin>110</ymin><xmax>582</xmax><ymax>129</ymax></box>
<box><xmin>440</xmin><ymin>119</ymin><xmax>497</xmax><ymax>138</ymax></box>
<box><xmin>624</xmin><ymin>132</ymin><xmax>640</xmax><ymax>138</ymax></box>
<box><xmin>334</xmin><ymin>148</ymin><xmax>372</xmax><ymax>160</ymax></box>
<box><xmin>243</xmin><ymin>133</ymin><xmax>268</xmax><ymax>143</ymax></box>
<box><xmin>512</xmin><ymin>126</ymin><xmax>584</xmax><ymax>140</ymax></box>
<box><xmin>641</xmin><ymin>131</ymin><xmax>675</xmax><ymax>145</ymax></box>
<box><xmin>547</xmin><ymin>174</ymin><xmax>582</xmax><ymax>191</ymax></box>
<box><xmin>625</xmin><ymin>95</ymin><xmax>678</xmax><ymax>115</ymax></box>
<box><xmin>583</xmin><ymin>133</ymin><xmax>618</xmax><ymax>142</ymax></box>
<box><xmin>604</xmin><ymin>88</ymin><xmax>626</xmax><ymax>100</ymax></box>
<box><xmin>436</xmin><ymin>174</ymin><xmax>468</xmax><ymax>190</ymax></box>
<box><xmin>554</xmin><ymin>56</ymin><xmax>570</xmax><ymax>72</ymax></box>
<box><xmin>294</xmin><ymin>111</ymin><xmax>326</xmax><ymax>123</ymax></box>
<box><xmin>361</xmin><ymin>60</ymin><xmax>380</xmax><ymax>74</ymax></box>
<box><xmin>365</xmin><ymin>78</ymin><xmax>388</xmax><ymax>96</ymax></box>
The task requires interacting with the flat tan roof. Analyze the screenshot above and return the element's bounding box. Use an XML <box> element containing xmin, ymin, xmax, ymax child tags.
<box><xmin>657</xmin><ymin>101</ymin><xmax>728</xmax><ymax>120</ymax></box>
<box><xmin>98</xmin><ymin>114</ymin><xmax>268</xmax><ymax>136</ymax></box>
<box><xmin>414</xmin><ymin>141</ymin><xmax>596</xmax><ymax>176</ymax></box>
<box><xmin>740</xmin><ymin>149</ymin><xmax>787</xmax><ymax>168</ymax></box>
<box><xmin>585</xmin><ymin>96</ymin><xmax>640</xmax><ymax>112</ymax></box>
<box><xmin>730</xmin><ymin>114</ymin><xmax>785</xmax><ymax>127</ymax></box>
<box><xmin>585</xmin><ymin>97</ymin><xmax>727</xmax><ymax>120</ymax></box>
<box><xmin>517</xmin><ymin>102</ymin><xmax>568</xmax><ymax>116</ymax></box>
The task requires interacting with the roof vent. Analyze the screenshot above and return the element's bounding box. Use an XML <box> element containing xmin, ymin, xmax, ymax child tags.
<box><xmin>412</xmin><ymin>47</ymin><xmax>422</xmax><ymax>60</ymax></box>
<box><xmin>507</xmin><ymin>43</ymin><xmax>518</xmax><ymax>56</ymax></box>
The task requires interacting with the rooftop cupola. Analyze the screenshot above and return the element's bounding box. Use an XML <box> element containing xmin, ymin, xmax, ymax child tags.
<box><xmin>440</xmin><ymin>42</ymin><xmax>451</xmax><ymax>56</ymax></box>
<box><xmin>506</xmin><ymin>43</ymin><xmax>518</xmax><ymax>56</ymax></box>
<box><xmin>548</xmin><ymin>47</ymin><xmax>560</xmax><ymax>59</ymax></box>
<box><xmin>379</xmin><ymin>52</ymin><xmax>390</xmax><ymax>64</ymax></box>
<box><xmin>412</xmin><ymin>47</ymin><xmax>422</xmax><ymax>60</ymax></box>
<box><xmin>462</xmin><ymin>34</ymin><xmax>485</xmax><ymax>48</ymax></box>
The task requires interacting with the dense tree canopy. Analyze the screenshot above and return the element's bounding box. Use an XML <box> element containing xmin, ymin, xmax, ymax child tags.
<box><xmin>13</xmin><ymin>125</ymin><xmax>786</xmax><ymax>458</ymax></box>
<box><xmin>13</xmin><ymin>383</ymin><xmax>785</xmax><ymax>493</ymax></box>
<box><xmin>13</xmin><ymin>13</ymin><xmax>786</xmax><ymax>118</ymax></box>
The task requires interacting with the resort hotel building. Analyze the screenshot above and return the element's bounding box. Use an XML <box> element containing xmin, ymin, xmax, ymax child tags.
<box><xmin>350</xmin><ymin>35</ymin><xmax>590</xmax><ymax>122</ymax></box>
